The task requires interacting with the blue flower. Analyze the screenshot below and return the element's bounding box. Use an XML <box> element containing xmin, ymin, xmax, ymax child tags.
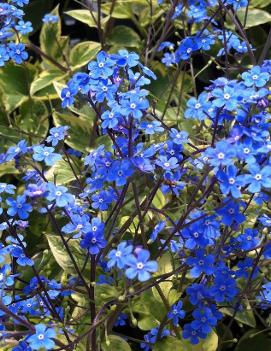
<box><xmin>242</xmin><ymin>66</ymin><xmax>269</xmax><ymax>88</ymax></box>
<box><xmin>217</xmin><ymin>200</ymin><xmax>245</xmax><ymax>226</ymax></box>
<box><xmin>11</xmin><ymin>0</ymin><xmax>29</xmax><ymax>6</ymax></box>
<box><xmin>5</xmin><ymin>140</ymin><xmax>28</xmax><ymax>161</ymax></box>
<box><xmin>182</xmin><ymin>323</ymin><xmax>207</xmax><ymax>344</ymax></box>
<box><xmin>186</xmin><ymin>249</ymin><xmax>214</xmax><ymax>278</ymax></box>
<box><xmin>6</xmin><ymin>195</ymin><xmax>32</xmax><ymax>219</ymax></box>
<box><xmin>125</xmin><ymin>249</ymin><xmax>158</xmax><ymax>282</ymax></box>
<box><xmin>46</xmin><ymin>183</ymin><xmax>74</xmax><ymax>207</ymax></box>
<box><xmin>114</xmin><ymin>313</ymin><xmax>128</xmax><ymax>327</ymax></box>
<box><xmin>185</xmin><ymin>92</ymin><xmax>210</xmax><ymax>120</ymax></box>
<box><xmin>139</xmin><ymin>121</ymin><xmax>164</xmax><ymax>134</ymax></box>
<box><xmin>107</xmin><ymin>241</ymin><xmax>133</xmax><ymax>269</ymax></box>
<box><xmin>167</xmin><ymin>300</ymin><xmax>185</xmax><ymax>326</ymax></box>
<box><xmin>27</xmin><ymin>324</ymin><xmax>56</xmax><ymax>350</ymax></box>
<box><xmin>80</xmin><ymin>217</ymin><xmax>106</xmax><ymax>255</ymax></box>
<box><xmin>42</xmin><ymin>13</ymin><xmax>59</xmax><ymax>23</ymax></box>
<box><xmin>0</xmin><ymin>45</ymin><xmax>9</xmax><ymax>66</ymax></box>
<box><xmin>212</xmin><ymin>86</ymin><xmax>240</xmax><ymax>111</ymax></box>
<box><xmin>204</xmin><ymin>141</ymin><xmax>236</xmax><ymax>167</ymax></box>
<box><xmin>61</xmin><ymin>81</ymin><xmax>78</xmax><ymax>107</ymax></box>
<box><xmin>211</xmin><ymin>275</ymin><xmax>238</xmax><ymax>303</ymax></box>
<box><xmin>46</xmin><ymin>126</ymin><xmax>69</xmax><ymax>146</ymax></box>
<box><xmin>12</xmin><ymin>341</ymin><xmax>32</xmax><ymax>351</ymax></box>
<box><xmin>217</xmin><ymin>165</ymin><xmax>245</xmax><ymax>198</ymax></box>
<box><xmin>169</xmin><ymin>128</ymin><xmax>188</xmax><ymax>145</ymax></box>
<box><xmin>175</xmin><ymin>37</ymin><xmax>199</xmax><ymax>61</ymax></box>
<box><xmin>149</xmin><ymin>221</ymin><xmax>166</xmax><ymax>243</ymax></box>
<box><xmin>15</xmin><ymin>20</ymin><xmax>33</xmax><ymax>35</ymax></box>
<box><xmin>141</xmin><ymin>327</ymin><xmax>170</xmax><ymax>351</ymax></box>
<box><xmin>62</xmin><ymin>214</ymin><xmax>91</xmax><ymax>237</ymax></box>
<box><xmin>121</xmin><ymin>96</ymin><xmax>149</xmax><ymax>119</ymax></box>
<box><xmin>242</xmin><ymin>163</ymin><xmax>271</xmax><ymax>193</ymax></box>
<box><xmin>107</xmin><ymin>159</ymin><xmax>134</xmax><ymax>186</ymax></box>
<box><xmin>237</xmin><ymin>228</ymin><xmax>260</xmax><ymax>251</ymax></box>
<box><xmin>33</xmin><ymin>145</ymin><xmax>62</xmax><ymax>166</ymax></box>
<box><xmin>156</xmin><ymin>156</ymin><xmax>179</xmax><ymax>171</ymax></box>
<box><xmin>91</xmin><ymin>189</ymin><xmax>115</xmax><ymax>211</ymax></box>
<box><xmin>8</xmin><ymin>43</ymin><xmax>28</xmax><ymax>64</ymax></box>
<box><xmin>191</xmin><ymin>306</ymin><xmax>218</xmax><ymax>334</ymax></box>
<box><xmin>101</xmin><ymin>109</ymin><xmax>121</xmax><ymax>129</ymax></box>
<box><xmin>10</xmin><ymin>246</ymin><xmax>34</xmax><ymax>266</ymax></box>
<box><xmin>0</xmin><ymin>183</ymin><xmax>16</xmax><ymax>194</ymax></box>
<box><xmin>88</xmin><ymin>51</ymin><xmax>115</xmax><ymax>79</ymax></box>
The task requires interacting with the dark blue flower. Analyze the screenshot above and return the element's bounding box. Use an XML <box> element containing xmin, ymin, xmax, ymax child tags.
<box><xmin>6</xmin><ymin>195</ymin><xmax>32</xmax><ymax>219</ymax></box>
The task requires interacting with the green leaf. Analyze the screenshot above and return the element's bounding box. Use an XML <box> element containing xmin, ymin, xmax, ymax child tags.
<box><xmin>182</xmin><ymin>331</ymin><xmax>218</xmax><ymax>351</ymax></box>
<box><xmin>53</xmin><ymin>111</ymin><xmax>92</xmax><ymax>152</ymax></box>
<box><xmin>221</xmin><ymin>300</ymin><xmax>256</xmax><ymax>328</ymax></box>
<box><xmin>46</xmin><ymin>159</ymin><xmax>77</xmax><ymax>185</ymax></box>
<box><xmin>102</xmin><ymin>2</ymin><xmax>133</xmax><ymax>19</ymax></box>
<box><xmin>235</xmin><ymin>330</ymin><xmax>271</xmax><ymax>351</ymax></box>
<box><xmin>46</xmin><ymin>235</ymin><xmax>86</xmax><ymax>273</ymax></box>
<box><xmin>18</xmin><ymin>99</ymin><xmax>49</xmax><ymax>143</ymax></box>
<box><xmin>102</xmin><ymin>335</ymin><xmax>132</xmax><ymax>351</ymax></box>
<box><xmin>132</xmin><ymin>291</ymin><xmax>166</xmax><ymax>330</ymax></box>
<box><xmin>250</xmin><ymin>0</ymin><xmax>271</xmax><ymax>7</ymax></box>
<box><xmin>65</xmin><ymin>9</ymin><xmax>98</xmax><ymax>27</ymax></box>
<box><xmin>30</xmin><ymin>70</ymin><xmax>65</xmax><ymax>96</ymax></box>
<box><xmin>107</xmin><ymin>26</ymin><xmax>141</xmax><ymax>48</ymax></box>
<box><xmin>226</xmin><ymin>8</ymin><xmax>271</xmax><ymax>28</ymax></box>
<box><xmin>70</xmin><ymin>41</ymin><xmax>101</xmax><ymax>69</ymax></box>
<box><xmin>0</xmin><ymin>62</ymin><xmax>36</xmax><ymax>112</ymax></box>
<box><xmin>40</xmin><ymin>5</ymin><xmax>69</xmax><ymax>67</ymax></box>
<box><xmin>152</xmin><ymin>189</ymin><xmax>166</xmax><ymax>209</ymax></box>
<box><xmin>153</xmin><ymin>336</ymin><xmax>184</xmax><ymax>351</ymax></box>
<box><xmin>152</xmin><ymin>253</ymin><xmax>174</xmax><ymax>302</ymax></box>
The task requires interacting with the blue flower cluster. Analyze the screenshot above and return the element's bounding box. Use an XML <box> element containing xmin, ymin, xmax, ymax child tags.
<box><xmin>157</xmin><ymin>0</ymin><xmax>252</xmax><ymax>66</ymax></box>
<box><xmin>0</xmin><ymin>44</ymin><xmax>271</xmax><ymax>349</ymax></box>
<box><xmin>0</xmin><ymin>0</ymin><xmax>32</xmax><ymax>66</ymax></box>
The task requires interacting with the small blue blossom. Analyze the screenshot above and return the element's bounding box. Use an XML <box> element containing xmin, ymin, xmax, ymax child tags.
<box><xmin>33</xmin><ymin>146</ymin><xmax>62</xmax><ymax>166</ymax></box>
<box><xmin>125</xmin><ymin>249</ymin><xmax>158</xmax><ymax>282</ymax></box>
<box><xmin>167</xmin><ymin>301</ymin><xmax>185</xmax><ymax>326</ymax></box>
<box><xmin>242</xmin><ymin>66</ymin><xmax>269</xmax><ymax>88</ymax></box>
<box><xmin>27</xmin><ymin>324</ymin><xmax>56</xmax><ymax>350</ymax></box>
<box><xmin>6</xmin><ymin>195</ymin><xmax>32</xmax><ymax>219</ymax></box>
<box><xmin>46</xmin><ymin>183</ymin><xmax>74</xmax><ymax>207</ymax></box>
<box><xmin>107</xmin><ymin>241</ymin><xmax>133</xmax><ymax>269</ymax></box>
<box><xmin>15</xmin><ymin>20</ymin><xmax>33</xmax><ymax>35</ymax></box>
<box><xmin>8</xmin><ymin>43</ymin><xmax>28</xmax><ymax>64</ymax></box>
<box><xmin>42</xmin><ymin>13</ymin><xmax>59</xmax><ymax>23</ymax></box>
<box><xmin>46</xmin><ymin>126</ymin><xmax>69</xmax><ymax>146</ymax></box>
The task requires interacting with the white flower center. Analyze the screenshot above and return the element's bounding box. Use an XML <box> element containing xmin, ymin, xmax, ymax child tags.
<box><xmin>224</xmin><ymin>93</ymin><xmax>230</xmax><ymax>100</ymax></box>
<box><xmin>255</xmin><ymin>174</ymin><xmax>262</xmax><ymax>181</ymax></box>
<box><xmin>229</xmin><ymin>178</ymin><xmax>235</xmax><ymax>184</ymax></box>
<box><xmin>38</xmin><ymin>334</ymin><xmax>44</xmax><ymax>340</ymax></box>
<box><xmin>115</xmin><ymin>250</ymin><xmax>122</xmax><ymax>257</ymax></box>
<box><xmin>137</xmin><ymin>262</ymin><xmax>144</xmax><ymax>270</ymax></box>
<box><xmin>243</xmin><ymin>148</ymin><xmax>250</xmax><ymax>154</ymax></box>
<box><xmin>217</xmin><ymin>152</ymin><xmax>225</xmax><ymax>160</ymax></box>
